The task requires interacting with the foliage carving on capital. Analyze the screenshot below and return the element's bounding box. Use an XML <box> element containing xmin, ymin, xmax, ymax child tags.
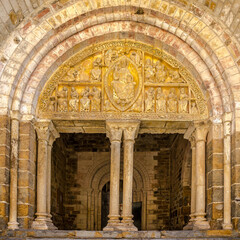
<box><xmin>35</xmin><ymin>121</ymin><xmax>59</xmax><ymax>142</ymax></box>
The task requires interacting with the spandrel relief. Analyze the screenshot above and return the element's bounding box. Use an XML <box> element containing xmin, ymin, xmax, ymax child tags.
<box><xmin>39</xmin><ymin>40</ymin><xmax>208</xmax><ymax>120</ymax></box>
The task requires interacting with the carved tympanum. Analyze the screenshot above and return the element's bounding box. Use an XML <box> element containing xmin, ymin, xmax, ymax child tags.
<box><xmin>38</xmin><ymin>40</ymin><xmax>208</xmax><ymax>120</ymax></box>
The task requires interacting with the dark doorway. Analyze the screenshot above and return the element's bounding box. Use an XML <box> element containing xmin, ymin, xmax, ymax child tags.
<box><xmin>133</xmin><ymin>202</ymin><xmax>142</xmax><ymax>230</ymax></box>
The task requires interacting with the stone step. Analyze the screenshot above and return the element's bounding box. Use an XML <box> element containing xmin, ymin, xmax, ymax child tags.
<box><xmin>1</xmin><ymin>230</ymin><xmax>239</xmax><ymax>240</ymax></box>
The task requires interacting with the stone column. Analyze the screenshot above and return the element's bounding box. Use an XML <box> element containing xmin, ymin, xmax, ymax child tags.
<box><xmin>121</xmin><ymin>122</ymin><xmax>139</xmax><ymax>231</ymax></box>
<box><xmin>103</xmin><ymin>122</ymin><xmax>122</xmax><ymax>231</ymax></box>
<box><xmin>8</xmin><ymin>111</ymin><xmax>21</xmax><ymax>230</ymax></box>
<box><xmin>46</xmin><ymin>129</ymin><xmax>59</xmax><ymax>229</ymax></box>
<box><xmin>32</xmin><ymin>121</ymin><xmax>58</xmax><ymax>230</ymax></box>
<box><xmin>222</xmin><ymin>113</ymin><xmax>233</xmax><ymax>230</ymax></box>
<box><xmin>193</xmin><ymin>122</ymin><xmax>210</xmax><ymax>230</ymax></box>
<box><xmin>183</xmin><ymin>132</ymin><xmax>196</xmax><ymax>230</ymax></box>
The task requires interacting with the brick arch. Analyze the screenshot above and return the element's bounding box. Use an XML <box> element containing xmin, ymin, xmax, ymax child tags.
<box><xmin>0</xmin><ymin>5</ymin><xmax>238</xmax><ymax>118</ymax></box>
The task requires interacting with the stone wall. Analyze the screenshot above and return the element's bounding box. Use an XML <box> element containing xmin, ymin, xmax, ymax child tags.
<box><xmin>153</xmin><ymin>149</ymin><xmax>171</xmax><ymax>230</ymax></box>
<box><xmin>51</xmin><ymin>137</ymin><xmax>67</xmax><ymax>230</ymax></box>
<box><xmin>206</xmin><ymin>123</ymin><xmax>224</xmax><ymax>229</ymax></box>
<box><xmin>170</xmin><ymin>136</ymin><xmax>191</xmax><ymax>230</ymax></box>
<box><xmin>0</xmin><ymin>115</ymin><xmax>10</xmax><ymax>229</ymax></box>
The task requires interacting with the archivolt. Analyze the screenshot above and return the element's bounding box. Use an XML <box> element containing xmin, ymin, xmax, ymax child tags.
<box><xmin>0</xmin><ymin>5</ymin><xmax>238</xmax><ymax>119</ymax></box>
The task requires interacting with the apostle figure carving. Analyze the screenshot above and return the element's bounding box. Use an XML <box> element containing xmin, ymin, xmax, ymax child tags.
<box><xmin>179</xmin><ymin>88</ymin><xmax>189</xmax><ymax>113</ymax></box>
<box><xmin>48</xmin><ymin>96</ymin><xmax>56</xmax><ymax>112</ymax></box>
<box><xmin>130</xmin><ymin>51</ymin><xmax>142</xmax><ymax>67</ymax></box>
<box><xmin>145</xmin><ymin>59</ymin><xmax>155</xmax><ymax>83</ymax></box>
<box><xmin>191</xmin><ymin>102</ymin><xmax>198</xmax><ymax>114</ymax></box>
<box><xmin>69</xmin><ymin>87</ymin><xmax>79</xmax><ymax>112</ymax></box>
<box><xmin>111</xmin><ymin>59</ymin><xmax>135</xmax><ymax>106</ymax></box>
<box><xmin>156</xmin><ymin>88</ymin><xmax>166</xmax><ymax>113</ymax></box>
<box><xmin>155</xmin><ymin>61</ymin><xmax>167</xmax><ymax>83</ymax></box>
<box><xmin>167</xmin><ymin>88</ymin><xmax>177</xmax><ymax>113</ymax></box>
<box><xmin>105</xmin><ymin>49</ymin><xmax>119</xmax><ymax>66</ymax></box>
<box><xmin>66</xmin><ymin>68</ymin><xmax>78</xmax><ymax>82</ymax></box>
<box><xmin>80</xmin><ymin>87</ymin><xmax>91</xmax><ymax>112</ymax></box>
<box><xmin>145</xmin><ymin>88</ymin><xmax>155</xmax><ymax>112</ymax></box>
<box><xmin>91</xmin><ymin>87</ymin><xmax>101</xmax><ymax>112</ymax></box>
<box><xmin>57</xmin><ymin>87</ymin><xmax>68</xmax><ymax>112</ymax></box>
<box><xmin>90</xmin><ymin>57</ymin><xmax>102</xmax><ymax>82</ymax></box>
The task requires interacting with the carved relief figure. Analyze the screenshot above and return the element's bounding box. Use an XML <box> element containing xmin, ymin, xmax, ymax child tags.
<box><xmin>65</xmin><ymin>68</ymin><xmax>78</xmax><ymax>81</ymax></box>
<box><xmin>90</xmin><ymin>57</ymin><xmax>102</xmax><ymax>82</ymax></box>
<box><xmin>48</xmin><ymin>96</ymin><xmax>56</xmax><ymax>112</ymax></box>
<box><xmin>80</xmin><ymin>87</ymin><xmax>91</xmax><ymax>112</ymax></box>
<box><xmin>145</xmin><ymin>59</ymin><xmax>155</xmax><ymax>83</ymax></box>
<box><xmin>156</xmin><ymin>88</ymin><xmax>166</xmax><ymax>113</ymax></box>
<box><xmin>167</xmin><ymin>88</ymin><xmax>177</xmax><ymax>113</ymax></box>
<box><xmin>145</xmin><ymin>88</ymin><xmax>155</xmax><ymax>112</ymax></box>
<box><xmin>179</xmin><ymin>88</ymin><xmax>189</xmax><ymax>113</ymax></box>
<box><xmin>91</xmin><ymin>87</ymin><xmax>101</xmax><ymax>112</ymax></box>
<box><xmin>130</xmin><ymin>51</ymin><xmax>142</xmax><ymax>67</ymax></box>
<box><xmin>111</xmin><ymin>59</ymin><xmax>135</xmax><ymax>105</ymax></box>
<box><xmin>105</xmin><ymin>49</ymin><xmax>119</xmax><ymax>66</ymax></box>
<box><xmin>57</xmin><ymin>87</ymin><xmax>68</xmax><ymax>112</ymax></box>
<box><xmin>155</xmin><ymin>61</ymin><xmax>167</xmax><ymax>83</ymax></box>
<box><xmin>69</xmin><ymin>87</ymin><xmax>79</xmax><ymax>112</ymax></box>
<box><xmin>191</xmin><ymin>102</ymin><xmax>198</xmax><ymax>114</ymax></box>
<box><xmin>77</xmin><ymin>65</ymin><xmax>90</xmax><ymax>81</ymax></box>
<box><xmin>166</xmin><ymin>69</ymin><xmax>184</xmax><ymax>83</ymax></box>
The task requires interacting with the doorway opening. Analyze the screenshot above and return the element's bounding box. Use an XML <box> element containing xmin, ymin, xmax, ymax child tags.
<box><xmin>50</xmin><ymin>133</ymin><xmax>191</xmax><ymax>230</ymax></box>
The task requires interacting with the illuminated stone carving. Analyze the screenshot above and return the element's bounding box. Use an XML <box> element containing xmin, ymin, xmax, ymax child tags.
<box><xmin>38</xmin><ymin>40</ymin><xmax>208</xmax><ymax>121</ymax></box>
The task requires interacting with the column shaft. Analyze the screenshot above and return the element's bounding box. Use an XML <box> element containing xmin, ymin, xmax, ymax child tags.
<box><xmin>193</xmin><ymin>123</ymin><xmax>210</xmax><ymax>230</ymax></box>
<box><xmin>8</xmin><ymin>116</ymin><xmax>20</xmax><ymax>230</ymax></box>
<box><xmin>183</xmin><ymin>135</ymin><xmax>196</xmax><ymax>230</ymax></box>
<box><xmin>109</xmin><ymin>140</ymin><xmax>121</xmax><ymax>220</ymax></box>
<box><xmin>222</xmin><ymin>117</ymin><xmax>233</xmax><ymax>229</ymax></box>
<box><xmin>36</xmin><ymin>139</ymin><xmax>48</xmax><ymax>219</ymax></box>
<box><xmin>122</xmin><ymin>139</ymin><xmax>134</xmax><ymax>221</ymax></box>
<box><xmin>103</xmin><ymin>123</ymin><xmax>122</xmax><ymax>231</ymax></box>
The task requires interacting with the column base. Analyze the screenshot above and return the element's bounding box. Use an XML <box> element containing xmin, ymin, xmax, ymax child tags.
<box><xmin>32</xmin><ymin>214</ymin><xmax>57</xmax><ymax>230</ymax></box>
<box><xmin>7</xmin><ymin>221</ymin><xmax>19</xmax><ymax>230</ymax></box>
<box><xmin>183</xmin><ymin>221</ymin><xmax>194</xmax><ymax>230</ymax></box>
<box><xmin>222</xmin><ymin>223</ymin><xmax>233</xmax><ymax>230</ymax></box>
<box><xmin>120</xmin><ymin>215</ymin><xmax>138</xmax><ymax>231</ymax></box>
<box><xmin>193</xmin><ymin>215</ymin><xmax>210</xmax><ymax>230</ymax></box>
<box><xmin>46</xmin><ymin>217</ymin><xmax>58</xmax><ymax>230</ymax></box>
<box><xmin>183</xmin><ymin>215</ymin><xmax>195</xmax><ymax>230</ymax></box>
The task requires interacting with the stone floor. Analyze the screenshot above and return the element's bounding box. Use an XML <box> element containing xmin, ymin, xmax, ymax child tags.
<box><xmin>0</xmin><ymin>230</ymin><xmax>240</xmax><ymax>239</ymax></box>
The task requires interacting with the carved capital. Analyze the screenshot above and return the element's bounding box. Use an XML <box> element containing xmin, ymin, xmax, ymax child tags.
<box><xmin>123</xmin><ymin>125</ymin><xmax>140</xmax><ymax>141</ymax></box>
<box><xmin>194</xmin><ymin>122</ymin><xmax>209</xmax><ymax>142</ymax></box>
<box><xmin>189</xmin><ymin>133</ymin><xmax>196</xmax><ymax>148</ymax></box>
<box><xmin>106</xmin><ymin>121</ymin><xmax>123</xmax><ymax>142</ymax></box>
<box><xmin>34</xmin><ymin>120</ymin><xmax>58</xmax><ymax>142</ymax></box>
